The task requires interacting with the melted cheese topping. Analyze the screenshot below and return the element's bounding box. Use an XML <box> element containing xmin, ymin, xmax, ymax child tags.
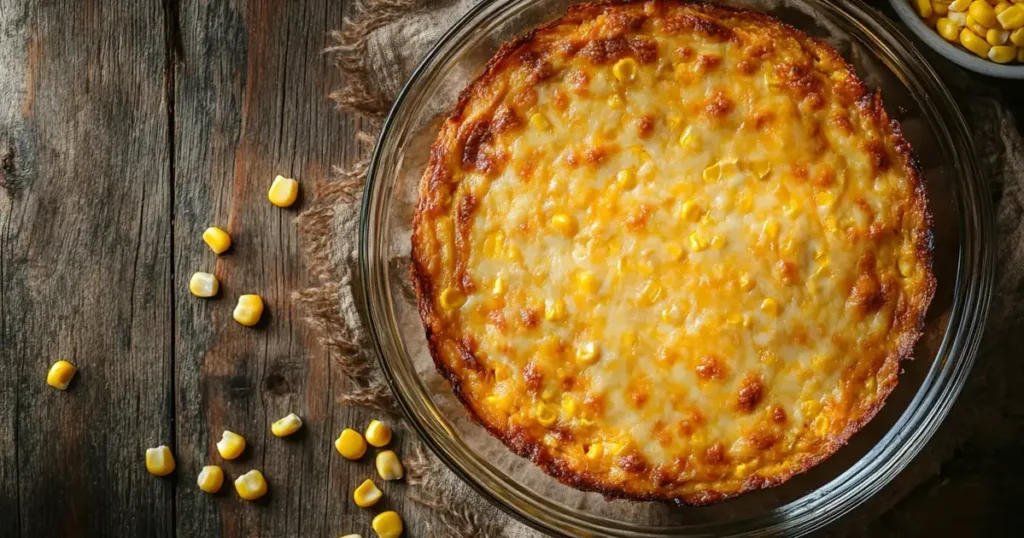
<box><xmin>411</xmin><ymin>1</ymin><xmax>933</xmax><ymax>504</ymax></box>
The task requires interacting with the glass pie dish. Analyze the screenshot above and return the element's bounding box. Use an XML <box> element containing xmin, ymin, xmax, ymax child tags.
<box><xmin>359</xmin><ymin>0</ymin><xmax>994</xmax><ymax>536</ymax></box>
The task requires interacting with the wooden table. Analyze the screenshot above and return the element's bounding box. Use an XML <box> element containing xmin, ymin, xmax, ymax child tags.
<box><xmin>0</xmin><ymin>1</ymin><xmax>1021</xmax><ymax>537</ymax></box>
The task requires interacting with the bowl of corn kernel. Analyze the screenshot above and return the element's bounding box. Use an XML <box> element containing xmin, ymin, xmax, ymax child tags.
<box><xmin>892</xmin><ymin>0</ymin><xmax>1024</xmax><ymax>77</ymax></box>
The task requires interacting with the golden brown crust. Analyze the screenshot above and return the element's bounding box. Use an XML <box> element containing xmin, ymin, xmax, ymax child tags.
<box><xmin>411</xmin><ymin>0</ymin><xmax>934</xmax><ymax>505</ymax></box>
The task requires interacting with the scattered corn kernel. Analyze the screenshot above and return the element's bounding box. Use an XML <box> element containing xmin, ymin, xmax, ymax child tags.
<box><xmin>995</xmin><ymin>2</ymin><xmax>1012</xmax><ymax>15</ymax></box>
<box><xmin>961</xmin><ymin>27</ymin><xmax>993</xmax><ymax>56</ymax></box>
<box><xmin>689</xmin><ymin>231</ymin><xmax>708</xmax><ymax>252</ymax></box>
<box><xmin>989</xmin><ymin>44</ymin><xmax>1017</xmax><ymax>61</ymax></box>
<box><xmin>335</xmin><ymin>428</ymin><xmax>367</xmax><ymax>460</ymax></box>
<box><xmin>1003</xmin><ymin>5</ymin><xmax>1024</xmax><ymax>29</ymax></box>
<box><xmin>216</xmin><ymin>430</ymin><xmax>246</xmax><ymax>460</ymax></box>
<box><xmin>949</xmin><ymin>11</ymin><xmax>968</xmax><ymax>26</ymax></box>
<box><xmin>189</xmin><ymin>272</ymin><xmax>219</xmax><ymax>298</ymax></box>
<box><xmin>710</xmin><ymin>235</ymin><xmax>726</xmax><ymax>249</ymax></box>
<box><xmin>665</xmin><ymin>242</ymin><xmax>684</xmax><ymax>261</ymax></box>
<box><xmin>197</xmin><ymin>465</ymin><xmax>224</xmax><ymax>494</ymax></box>
<box><xmin>935</xmin><ymin>1</ymin><xmax>951</xmax><ymax>15</ymax></box>
<box><xmin>967</xmin><ymin>14</ymin><xmax>989</xmax><ymax>38</ymax></box>
<box><xmin>739</xmin><ymin>273</ymin><xmax>754</xmax><ymax>291</ymax></box>
<box><xmin>576</xmin><ymin>341</ymin><xmax>600</xmax><ymax>366</ymax></box>
<box><xmin>544</xmin><ymin>298</ymin><xmax>567</xmax><ymax>321</ymax></box>
<box><xmin>1012</xmin><ymin>27</ymin><xmax>1024</xmax><ymax>45</ymax></box>
<box><xmin>233</xmin><ymin>294</ymin><xmax>264</xmax><ymax>326</ymax></box>
<box><xmin>679</xmin><ymin>126</ymin><xmax>700</xmax><ymax>150</ymax></box>
<box><xmin>616</xmin><ymin>169</ymin><xmax>637</xmax><ymax>190</ymax></box>
<box><xmin>375</xmin><ymin>450</ymin><xmax>404</xmax><ymax>481</ymax></box>
<box><xmin>680</xmin><ymin>200</ymin><xmax>701</xmax><ymax>221</ymax></box>
<box><xmin>575</xmin><ymin>271</ymin><xmax>598</xmax><ymax>294</ymax></box>
<box><xmin>761</xmin><ymin>298</ymin><xmax>780</xmax><ymax>317</ymax></box>
<box><xmin>146</xmin><ymin>445</ymin><xmax>175</xmax><ymax>476</ymax></box>
<box><xmin>46</xmin><ymin>360</ymin><xmax>77</xmax><ymax>390</ymax></box>
<box><xmin>937</xmin><ymin>17</ymin><xmax>962</xmax><ymax>40</ymax></box>
<box><xmin>365</xmin><ymin>419</ymin><xmax>392</xmax><ymax>447</ymax></box>
<box><xmin>234</xmin><ymin>470</ymin><xmax>268</xmax><ymax>501</ymax></box>
<box><xmin>950</xmin><ymin>0</ymin><xmax>972</xmax><ymax>11</ymax></box>
<box><xmin>550</xmin><ymin>213</ymin><xmax>577</xmax><ymax>236</ymax></box>
<box><xmin>353</xmin><ymin>479</ymin><xmax>383</xmax><ymax>507</ymax></box>
<box><xmin>916</xmin><ymin>0</ymin><xmax>933</xmax><ymax>18</ymax></box>
<box><xmin>763</xmin><ymin>220</ymin><xmax>780</xmax><ymax>239</ymax></box>
<box><xmin>268</xmin><ymin>175</ymin><xmax>299</xmax><ymax>207</ymax></box>
<box><xmin>271</xmin><ymin>413</ymin><xmax>303</xmax><ymax>437</ymax></box>
<box><xmin>702</xmin><ymin>162</ymin><xmax>722</xmax><ymax>183</ymax></box>
<box><xmin>612</xmin><ymin>57</ymin><xmax>639</xmax><ymax>82</ymax></box>
<box><xmin>202</xmin><ymin>227</ymin><xmax>232</xmax><ymax>254</ymax></box>
<box><xmin>529</xmin><ymin>113</ymin><xmax>550</xmax><ymax>130</ymax></box>
<box><xmin>987</xmin><ymin>28</ymin><xmax>1010</xmax><ymax>45</ymax></box>
<box><xmin>372</xmin><ymin>511</ymin><xmax>404</xmax><ymax>538</ymax></box>
<box><xmin>969</xmin><ymin>0</ymin><xmax>998</xmax><ymax>27</ymax></box>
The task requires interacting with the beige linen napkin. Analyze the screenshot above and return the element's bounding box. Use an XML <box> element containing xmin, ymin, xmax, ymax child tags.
<box><xmin>296</xmin><ymin>1</ymin><xmax>1024</xmax><ymax>535</ymax></box>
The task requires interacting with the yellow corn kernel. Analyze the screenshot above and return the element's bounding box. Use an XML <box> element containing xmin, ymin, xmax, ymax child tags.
<box><xmin>202</xmin><ymin>227</ymin><xmax>232</xmax><ymax>254</ymax></box>
<box><xmin>937</xmin><ymin>17</ymin><xmax>962</xmax><ymax>40</ymax></box>
<box><xmin>271</xmin><ymin>413</ymin><xmax>303</xmax><ymax>437</ymax></box>
<box><xmin>234</xmin><ymin>469</ymin><xmax>268</xmax><ymax>501</ymax></box>
<box><xmin>550</xmin><ymin>213</ymin><xmax>577</xmax><ymax>236</ymax></box>
<box><xmin>576</xmin><ymin>341</ymin><xmax>601</xmax><ymax>366</ymax></box>
<box><xmin>710</xmin><ymin>235</ymin><xmax>726</xmax><ymax>249</ymax></box>
<box><xmin>936</xmin><ymin>1</ymin><xmax>952</xmax><ymax>15</ymax></box>
<box><xmin>962</xmin><ymin>27</ymin><xmax>993</xmax><ymax>55</ymax></box>
<box><xmin>739</xmin><ymin>273</ymin><xmax>754</xmax><ymax>291</ymax></box>
<box><xmin>661</xmin><ymin>304</ymin><xmax>681</xmax><ymax>322</ymax></box>
<box><xmin>950</xmin><ymin>0</ymin><xmax>972</xmax><ymax>11</ymax></box>
<box><xmin>967</xmin><ymin>15</ymin><xmax>988</xmax><ymax>36</ymax></box>
<box><xmin>949</xmin><ymin>11</ymin><xmax>968</xmax><ymax>26</ymax></box>
<box><xmin>616</xmin><ymin>169</ymin><xmax>637</xmax><ymax>190</ymax></box>
<box><xmin>916</xmin><ymin>0</ymin><xmax>933</xmax><ymax>17</ymax></box>
<box><xmin>621</xmin><ymin>330</ymin><xmax>636</xmax><ymax>350</ymax></box>
<box><xmin>375</xmin><ymin>450</ymin><xmax>404</xmax><ymax>481</ymax></box>
<box><xmin>372</xmin><ymin>511</ymin><xmax>404</xmax><ymax>538</ymax></box>
<box><xmin>995</xmin><ymin>2</ymin><xmax>1012</xmax><ymax>15</ymax></box>
<box><xmin>189</xmin><ymin>272</ymin><xmax>219</xmax><ymax>298</ymax></box>
<box><xmin>680</xmin><ymin>200</ymin><xmax>701</xmax><ymax>222</ymax></box>
<box><xmin>529</xmin><ymin>113</ymin><xmax>550</xmax><ymax>130</ymax></box>
<box><xmin>702</xmin><ymin>162</ymin><xmax>722</xmax><ymax>183</ymax></box>
<box><xmin>544</xmin><ymin>298</ymin><xmax>567</xmax><ymax>321</ymax></box>
<box><xmin>536</xmin><ymin>404</ymin><xmax>559</xmax><ymax>426</ymax></box>
<box><xmin>233</xmin><ymin>294</ymin><xmax>264</xmax><ymax>326</ymax></box>
<box><xmin>970</xmin><ymin>0</ymin><xmax>998</xmax><ymax>25</ymax></box>
<box><xmin>438</xmin><ymin>287</ymin><xmax>464</xmax><ymax>310</ymax></box>
<box><xmin>575</xmin><ymin>271</ymin><xmax>598</xmax><ymax>294</ymax></box>
<box><xmin>335</xmin><ymin>428</ymin><xmax>368</xmax><ymax>460</ymax></box>
<box><xmin>268</xmin><ymin>175</ymin><xmax>299</xmax><ymax>207</ymax></box>
<box><xmin>607</xmin><ymin>94</ymin><xmax>624</xmax><ymax>109</ymax></box>
<box><xmin>197</xmin><ymin>465</ymin><xmax>224</xmax><ymax>494</ymax></box>
<box><xmin>46</xmin><ymin>360</ymin><xmax>77</xmax><ymax>390</ymax></box>
<box><xmin>145</xmin><ymin>445</ymin><xmax>175</xmax><ymax>476</ymax></box>
<box><xmin>989</xmin><ymin>44</ymin><xmax>1017</xmax><ymax>61</ymax></box>
<box><xmin>761</xmin><ymin>298</ymin><xmax>780</xmax><ymax>317</ymax></box>
<box><xmin>763</xmin><ymin>220</ymin><xmax>779</xmax><ymax>240</ymax></box>
<box><xmin>999</xmin><ymin>4</ymin><xmax>1024</xmax><ymax>28</ymax></box>
<box><xmin>353</xmin><ymin>479</ymin><xmax>382</xmax><ymax>507</ymax></box>
<box><xmin>638</xmin><ymin>279</ymin><xmax>662</xmax><ymax>305</ymax></box>
<box><xmin>665</xmin><ymin>242</ymin><xmax>684</xmax><ymax>261</ymax></box>
<box><xmin>689</xmin><ymin>231</ymin><xmax>708</xmax><ymax>252</ymax></box>
<box><xmin>612</xmin><ymin>57</ymin><xmax>639</xmax><ymax>82</ymax></box>
<box><xmin>216</xmin><ymin>430</ymin><xmax>246</xmax><ymax>460</ymax></box>
<box><xmin>585</xmin><ymin>443</ymin><xmax>604</xmax><ymax>461</ymax></box>
<box><xmin>1012</xmin><ymin>26</ymin><xmax>1024</xmax><ymax>45</ymax></box>
<box><xmin>491</xmin><ymin>276</ymin><xmax>506</xmax><ymax>295</ymax></box>
<box><xmin>815</xmin><ymin>191</ymin><xmax>835</xmax><ymax>208</ymax></box>
<box><xmin>679</xmin><ymin>126</ymin><xmax>701</xmax><ymax>150</ymax></box>
<box><xmin>988</xmin><ymin>27</ymin><xmax>1010</xmax><ymax>44</ymax></box>
<box><xmin>365</xmin><ymin>419</ymin><xmax>392</xmax><ymax>448</ymax></box>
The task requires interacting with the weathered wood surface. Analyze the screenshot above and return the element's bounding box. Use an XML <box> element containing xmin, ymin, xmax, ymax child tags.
<box><xmin>2</xmin><ymin>0</ymin><xmax>1024</xmax><ymax>536</ymax></box>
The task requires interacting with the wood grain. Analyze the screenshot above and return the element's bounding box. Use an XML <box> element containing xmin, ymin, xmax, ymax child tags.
<box><xmin>0</xmin><ymin>0</ymin><xmax>174</xmax><ymax>536</ymax></box>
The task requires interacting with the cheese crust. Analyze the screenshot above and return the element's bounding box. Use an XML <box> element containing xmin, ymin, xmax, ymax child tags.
<box><xmin>410</xmin><ymin>1</ymin><xmax>934</xmax><ymax>505</ymax></box>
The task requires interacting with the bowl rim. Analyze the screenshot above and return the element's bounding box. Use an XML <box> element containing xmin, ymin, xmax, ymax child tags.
<box><xmin>889</xmin><ymin>0</ymin><xmax>1024</xmax><ymax>79</ymax></box>
<box><xmin>359</xmin><ymin>0</ymin><xmax>995</xmax><ymax>536</ymax></box>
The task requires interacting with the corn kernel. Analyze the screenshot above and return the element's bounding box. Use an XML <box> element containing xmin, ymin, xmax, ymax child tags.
<box><xmin>616</xmin><ymin>169</ymin><xmax>637</xmax><ymax>189</ymax></box>
<box><xmin>146</xmin><ymin>445</ymin><xmax>175</xmax><ymax>476</ymax></box>
<box><xmin>189</xmin><ymin>272</ymin><xmax>219</xmax><ymax>298</ymax></box>
<box><xmin>336</xmin><ymin>428</ymin><xmax>367</xmax><ymax>460</ymax></box>
<box><xmin>935</xmin><ymin>1</ymin><xmax>951</xmax><ymax>15</ymax></box>
<box><xmin>702</xmin><ymin>163</ymin><xmax>722</xmax><ymax>183</ymax></box>
<box><xmin>970</xmin><ymin>0</ymin><xmax>998</xmax><ymax>26</ymax></box>
<box><xmin>202</xmin><ymin>227</ymin><xmax>232</xmax><ymax>254</ymax></box>
<box><xmin>639</xmin><ymin>279</ymin><xmax>662</xmax><ymax>305</ymax></box>
<box><xmin>529</xmin><ymin>113</ymin><xmax>550</xmax><ymax>130</ymax></box>
<box><xmin>1012</xmin><ymin>26</ymin><xmax>1024</xmax><ymax>44</ymax></box>
<box><xmin>995</xmin><ymin>2</ymin><xmax>1012</xmax><ymax>15</ymax></box>
<box><xmin>544</xmin><ymin>298</ymin><xmax>567</xmax><ymax>321</ymax></box>
<box><xmin>576</xmin><ymin>341</ymin><xmax>600</xmax><ymax>366</ymax></box>
<box><xmin>937</xmin><ymin>17</ymin><xmax>962</xmax><ymax>40</ymax></box>
<box><xmin>271</xmin><ymin>413</ymin><xmax>303</xmax><ymax>437</ymax></box>
<box><xmin>372</xmin><ymin>511</ymin><xmax>404</xmax><ymax>538</ymax></box>
<box><xmin>962</xmin><ymin>27</ymin><xmax>993</xmax><ymax>55</ymax></box>
<box><xmin>46</xmin><ymin>360</ymin><xmax>77</xmax><ymax>390</ymax></box>
<box><xmin>987</xmin><ymin>27</ymin><xmax>1010</xmax><ymax>44</ymax></box>
<box><xmin>710</xmin><ymin>235</ymin><xmax>726</xmax><ymax>249</ymax></box>
<box><xmin>216</xmin><ymin>430</ymin><xmax>246</xmax><ymax>460</ymax></box>
<box><xmin>233</xmin><ymin>294</ymin><xmax>264</xmax><ymax>326</ymax></box>
<box><xmin>763</xmin><ymin>220</ymin><xmax>779</xmax><ymax>239</ymax></box>
<box><xmin>550</xmin><ymin>213</ymin><xmax>577</xmax><ymax>236</ymax></box>
<box><xmin>916</xmin><ymin>0</ymin><xmax>933</xmax><ymax>17</ymax></box>
<box><xmin>375</xmin><ymin>450</ymin><xmax>404</xmax><ymax>481</ymax></box>
<box><xmin>197</xmin><ymin>465</ymin><xmax>224</xmax><ymax>494</ymax></box>
<box><xmin>234</xmin><ymin>470</ymin><xmax>268</xmax><ymax>501</ymax></box>
<box><xmin>989</xmin><ymin>44</ymin><xmax>1017</xmax><ymax>61</ymax></box>
<box><xmin>365</xmin><ymin>419</ymin><xmax>392</xmax><ymax>447</ymax></box>
<box><xmin>1017</xmin><ymin>45</ymin><xmax>1024</xmax><ymax>61</ymax></box>
<box><xmin>679</xmin><ymin>126</ymin><xmax>701</xmax><ymax>150</ymax></box>
<box><xmin>761</xmin><ymin>298</ymin><xmax>780</xmax><ymax>317</ymax></box>
<box><xmin>689</xmin><ymin>231</ymin><xmax>708</xmax><ymax>252</ymax></box>
<box><xmin>665</xmin><ymin>242</ymin><xmax>684</xmax><ymax>261</ymax></box>
<box><xmin>949</xmin><ymin>11</ymin><xmax>968</xmax><ymax>26</ymax></box>
<box><xmin>438</xmin><ymin>287</ymin><xmax>464</xmax><ymax>310</ymax></box>
<box><xmin>739</xmin><ymin>273</ymin><xmax>754</xmax><ymax>291</ymax></box>
<box><xmin>536</xmin><ymin>404</ymin><xmax>559</xmax><ymax>426</ymax></box>
<box><xmin>268</xmin><ymin>175</ymin><xmax>299</xmax><ymax>207</ymax></box>
<box><xmin>575</xmin><ymin>271</ymin><xmax>598</xmax><ymax>294</ymax></box>
<box><xmin>967</xmin><ymin>15</ymin><xmax>989</xmax><ymax>36</ymax></box>
<box><xmin>612</xmin><ymin>58</ymin><xmax>639</xmax><ymax>82</ymax></box>
<box><xmin>680</xmin><ymin>200</ymin><xmax>701</xmax><ymax>222</ymax></box>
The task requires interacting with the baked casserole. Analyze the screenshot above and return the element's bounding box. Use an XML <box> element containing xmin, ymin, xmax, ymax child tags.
<box><xmin>410</xmin><ymin>0</ymin><xmax>934</xmax><ymax>505</ymax></box>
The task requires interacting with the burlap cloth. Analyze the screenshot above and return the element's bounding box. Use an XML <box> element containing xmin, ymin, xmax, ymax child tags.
<box><xmin>294</xmin><ymin>1</ymin><xmax>1024</xmax><ymax>536</ymax></box>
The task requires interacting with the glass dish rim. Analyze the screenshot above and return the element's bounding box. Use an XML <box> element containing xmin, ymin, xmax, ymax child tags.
<box><xmin>358</xmin><ymin>0</ymin><xmax>995</xmax><ymax>535</ymax></box>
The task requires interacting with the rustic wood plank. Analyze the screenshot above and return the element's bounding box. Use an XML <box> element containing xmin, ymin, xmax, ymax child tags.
<box><xmin>0</xmin><ymin>0</ymin><xmax>174</xmax><ymax>536</ymax></box>
<box><xmin>172</xmin><ymin>1</ymin><xmax>432</xmax><ymax>536</ymax></box>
